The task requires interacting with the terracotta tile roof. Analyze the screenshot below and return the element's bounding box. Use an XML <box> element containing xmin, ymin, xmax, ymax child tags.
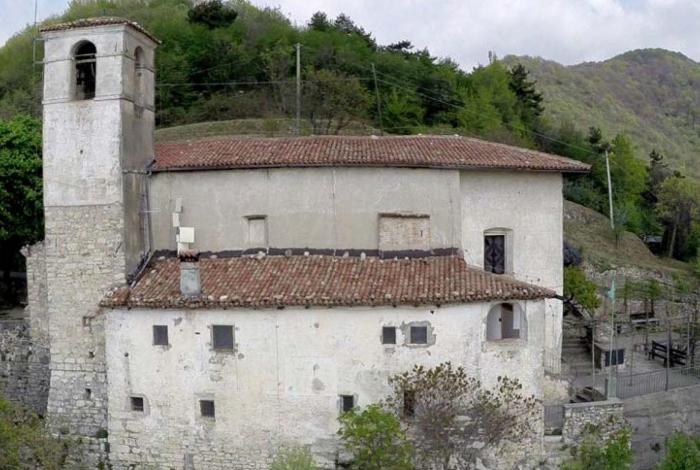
<box><xmin>40</xmin><ymin>17</ymin><xmax>160</xmax><ymax>44</ymax></box>
<box><xmin>153</xmin><ymin>135</ymin><xmax>590</xmax><ymax>173</ymax></box>
<box><xmin>101</xmin><ymin>254</ymin><xmax>556</xmax><ymax>309</ymax></box>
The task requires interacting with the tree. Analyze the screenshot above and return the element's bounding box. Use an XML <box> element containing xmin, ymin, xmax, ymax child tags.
<box><xmin>303</xmin><ymin>68</ymin><xmax>371</xmax><ymax>134</ymax></box>
<box><xmin>308</xmin><ymin>12</ymin><xmax>331</xmax><ymax>31</ymax></box>
<box><xmin>382</xmin><ymin>89</ymin><xmax>424</xmax><ymax>134</ymax></box>
<box><xmin>385</xmin><ymin>363</ymin><xmax>537</xmax><ymax>469</ymax></box>
<box><xmin>508</xmin><ymin>63</ymin><xmax>543</xmax><ymax>126</ymax></box>
<box><xmin>564</xmin><ymin>266</ymin><xmax>601</xmax><ymax>314</ymax></box>
<box><xmin>187</xmin><ymin>0</ymin><xmax>238</xmax><ymax>29</ymax></box>
<box><xmin>657</xmin><ymin>176</ymin><xmax>700</xmax><ymax>259</ymax></box>
<box><xmin>0</xmin><ymin>115</ymin><xmax>42</xmax><ymax>302</ymax></box>
<box><xmin>338</xmin><ymin>404</ymin><xmax>414</xmax><ymax>470</ymax></box>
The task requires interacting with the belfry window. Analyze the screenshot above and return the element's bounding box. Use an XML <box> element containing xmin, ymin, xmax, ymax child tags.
<box><xmin>134</xmin><ymin>47</ymin><xmax>144</xmax><ymax>106</ymax></box>
<box><xmin>74</xmin><ymin>41</ymin><xmax>97</xmax><ymax>100</ymax></box>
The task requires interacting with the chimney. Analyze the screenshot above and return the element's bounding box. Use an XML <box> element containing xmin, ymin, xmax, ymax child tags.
<box><xmin>179</xmin><ymin>251</ymin><xmax>201</xmax><ymax>298</ymax></box>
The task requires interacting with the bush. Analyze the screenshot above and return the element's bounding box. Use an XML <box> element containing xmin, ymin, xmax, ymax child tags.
<box><xmin>270</xmin><ymin>446</ymin><xmax>318</xmax><ymax>470</ymax></box>
<box><xmin>338</xmin><ymin>404</ymin><xmax>414</xmax><ymax>470</ymax></box>
<box><xmin>656</xmin><ymin>432</ymin><xmax>700</xmax><ymax>469</ymax></box>
<box><xmin>0</xmin><ymin>394</ymin><xmax>72</xmax><ymax>469</ymax></box>
<box><xmin>563</xmin><ymin>428</ymin><xmax>632</xmax><ymax>470</ymax></box>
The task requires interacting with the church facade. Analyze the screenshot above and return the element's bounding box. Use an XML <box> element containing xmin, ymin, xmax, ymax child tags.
<box><xmin>29</xmin><ymin>17</ymin><xmax>588</xmax><ymax>469</ymax></box>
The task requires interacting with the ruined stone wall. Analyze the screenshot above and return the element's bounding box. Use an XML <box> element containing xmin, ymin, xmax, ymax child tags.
<box><xmin>562</xmin><ymin>399</ymin><xmax>626</xmax><ymax>446</ymax></box>
<box><xmin>0</xmin><ymin>320</ymin><xmax>50</xmax><ymax>414</ymax></box>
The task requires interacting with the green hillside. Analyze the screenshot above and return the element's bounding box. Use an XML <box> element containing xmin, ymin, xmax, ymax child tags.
<box><xmin>504</xmin><ymin>50</ymin><xmax>700</xmax><ymax>179</ymax></box>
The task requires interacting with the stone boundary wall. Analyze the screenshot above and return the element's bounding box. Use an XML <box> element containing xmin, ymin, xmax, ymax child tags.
<box><xmin>562</xmin><ymin>399</ymin><xmax>625</xmax><ymax>446</ymax></box>
<box><xmin>0</xmin><ymin>319</ymin><xmax>50</xmax><ymax>414</ymax></box>
<box><xmin>625</xmin><ymin>384</ymin><xmax>700</xmax><ymax>470</ymax></box>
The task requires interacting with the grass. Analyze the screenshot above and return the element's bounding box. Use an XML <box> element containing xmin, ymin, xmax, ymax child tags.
<box><xmin>563</xmin><ymin>200</ymin><xmax>690</xmax><ymax>276</ymax></box>
<box><xmin>155</xmin><ymin>118</ymin><xmax>381</xmax><ymax>142</ymax></box>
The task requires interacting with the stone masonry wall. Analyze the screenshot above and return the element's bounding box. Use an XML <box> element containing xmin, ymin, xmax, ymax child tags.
<box><xmin>562</xmin><ymin>399</ymin><xmax>626</xmax><ymax>446</ymax></box>
<box><xmin>44</xmin><ymin>204</ymin><xmax>127</xmax><ymax>466</ymax></box>
<box><xmin>625</xmin><ymin>384</ymin><xmax>700</xmax><ymax>470</ymax></box>
<box><xmin>22</xmin><ymin>242</ymin><xmax>49</xmax><ymax>344</ymax></box>
<box><xmin>0</xmin><ymin>320</ymin><xmax>50</xmax><ymax>414</ymax></box>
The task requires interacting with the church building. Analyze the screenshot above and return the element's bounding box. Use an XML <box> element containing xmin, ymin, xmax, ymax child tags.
<box><xmin>29</xmin><ymin>17</ymin><xmax>588</xmax><ymax>469</ymax></box>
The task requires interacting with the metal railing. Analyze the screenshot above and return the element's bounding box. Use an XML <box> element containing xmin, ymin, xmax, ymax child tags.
<box><xmin>614</xmin><ymin>365</ymin><xmax>700</xmax><ymax>399</ymax></box>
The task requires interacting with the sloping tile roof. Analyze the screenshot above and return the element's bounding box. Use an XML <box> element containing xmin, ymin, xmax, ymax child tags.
<box><xmin>101</xmin><ymin>254</ymin><xmax>556</xmax><ymax>309</ymax></box>
<box><xmin>40</xmin><ymin>17</ymin><xmax>160</xmax><ymax>44</ymax></box>
<box><xmin>153</xmin><ymin>135</ymin><xmax>590</xmax><ymax>173</ymax></box>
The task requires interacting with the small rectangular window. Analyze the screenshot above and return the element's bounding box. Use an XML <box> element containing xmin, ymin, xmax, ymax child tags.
<box><xmin>200</xmin><ymin>400</ymin><xmax>215</xmax><ymax>418</ymax></box>
<box><xmin>130</xmin><ymin>396</ymin><xmax>144</xmax><ymax>412</ymax></box>
<box><xmin>410</xmin><ymin>326</ymin><xmax>428</xmax><ymax>344</ymax></box>
<box><xmin>212</xmin><ymin>325</ymin><xmax>234</xmax><ymax>350</ymax></box>
<box><xmin>153</xmin><ymin>325</ymin><xmax>168</xmax><ymax>346</ymax></box>
<box><xmin>247</xmin><ymin>216</ymin><xmax>267</xmax><ymax>247</ymax></box>
<box><xmin>605</xmin><ymin>349</ymin><xmax>625</xmax><ymax>366</ymax></box>
<box><xmin>484</xmin><ymin>234</ymin><xmax>506</xmax><ymax>274</ymax></box>
<box><xmin>382</xmin><ymin>326</ymin><xmax>396</xmax><ymax>345</ymax></box>
<box><xmin>340</xmin><ymin>395</ymin><xmax>355</xmax><ymax>413</ymax></box>
<box><xmin>403</xmin><ymin>390</ymin><xmax>415</xmax><ymax>417</ymax></box>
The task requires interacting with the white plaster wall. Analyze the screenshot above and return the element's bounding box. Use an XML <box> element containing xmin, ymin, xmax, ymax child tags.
<box><xmin>105</xmin><ymin>300</ymin><xmax>545</xmax><ymax>467</ymax></box>
<box><xmin>460</xmin><ymin>171</ymin><xmax>564</xmax><ymax>361</ymax></box>
<box><xmin>149</xmin><ymin>167</ymin><xmax>462</xmax><ymax>252</ymax></box>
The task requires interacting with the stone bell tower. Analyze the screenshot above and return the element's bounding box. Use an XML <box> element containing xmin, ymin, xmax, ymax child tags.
<box><xmin>39</xmin><ymin>17</ymin><xmax>158</xmax><ymax>449</ymax></box>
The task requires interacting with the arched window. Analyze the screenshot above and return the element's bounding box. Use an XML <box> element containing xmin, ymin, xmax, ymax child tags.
<box><xmin>486</xmin><ymin>303</ymin><xmax>526</xmax><ymax>341</ymax></box>
<box><xmin>134</xmin><ymin>47</ymin><xmax>144</xmax><ymax>106</ymax></box>
<box><xmin>74</xmin><ymin>41</ymin><xmax>96</xmax><ymax>100</ymax></box>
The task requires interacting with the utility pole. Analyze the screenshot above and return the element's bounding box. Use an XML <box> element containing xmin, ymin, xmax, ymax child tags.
<box><xmin>295</xmin><ymin>43</ymin><xmax>301</xmax><ymax>135</ymax></box>
<box><xmin>605</xmin><ymin>149</ymin><xmax>615</xmax><ymax>230</ymax></box>
<box><xmin>371</xmin><ymin>63</ymin><xmax>384</xmax><ymax>135</ymax></box>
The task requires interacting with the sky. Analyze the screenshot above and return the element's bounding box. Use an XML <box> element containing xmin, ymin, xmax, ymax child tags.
<box><xmin>2</xmin><ymin>0</ymin><xmax>699</xmax><ymax>70</ymax></box>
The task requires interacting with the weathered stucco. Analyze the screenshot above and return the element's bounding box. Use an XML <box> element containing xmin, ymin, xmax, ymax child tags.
<box><xmin>149</xmin><ymin>167</ymin><xmax>462</xmax><ymax>252</ymax></box>
<box><xmin>105</xmin><ymin>300</ymin><xmax>546</xmax><ymax>468</ymax></box>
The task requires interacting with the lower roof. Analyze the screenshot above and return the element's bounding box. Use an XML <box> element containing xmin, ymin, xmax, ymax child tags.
<box><xmin>102</xmin><ymin>253</ymin><xmax>556</xmax><ymax>310</ymax></box>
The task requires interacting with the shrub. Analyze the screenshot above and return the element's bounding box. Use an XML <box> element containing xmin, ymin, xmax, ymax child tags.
<box><xmin>338</xmin><ymin>404</ymin><xmax>414</xmax><ymax>470</ymax></box>
<box><xmin>562</xmin><ymin>428</ymin><xmax>632</xmax><ymax>470</ymax></box>
<box><xmin>656</xmin><ymin>432</ymin><xmax>700</xmax><ymax>470</ymax></box>
<box><xmin>270</xmin><ymin>446</ymin><xmax>318</xmax><ymax>470</ymax></box>
<box><xmin>0</xmin><ymin>394</ymin><xmax>72</xmax><ymax>469</ymax></box>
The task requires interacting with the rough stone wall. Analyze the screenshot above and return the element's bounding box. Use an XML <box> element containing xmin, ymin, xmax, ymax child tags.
<box><xmin>44</xmin><ymin>205</ymin><xmax>127</xmax><ymax>466</ymax></box>
<box><xmin>22</xmin><ymin>242</ymin><xmax>49</xmax><ymax>344</ymax></box>
<box><xmin>562</xmin><ymin>399</ymin><xmax>626</xmax><ymax>446</ymax></box>
<box><xmin>625</xmin><ymin>384</ymin><xmax>700</xmax><ymax>470</ymax></box>
<box><xmin>0</xmin><ymin>320</ymin><xmax>50</xmax><ymax>414</ymax></box>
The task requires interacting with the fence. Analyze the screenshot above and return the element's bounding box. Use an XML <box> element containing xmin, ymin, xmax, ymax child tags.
<box><xmin>614</xmin><ymin>365</ymin><xmax>700</xmax><ymax>399</ymax></box>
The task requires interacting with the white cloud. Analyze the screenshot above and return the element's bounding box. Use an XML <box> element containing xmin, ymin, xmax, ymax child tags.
<box><xmin>1</xmin><ymin>0</ymin><xmax>698</xmax><ymax>69</ymax></box>
<box><xmin>0</xmin><ymin>0</ymin><xmax>68</xmax><ymax>46</ymax></box>
<box><xmin>254</xmin><ymin>0</ymin><xmax>700</xmax><ymax>69</ymax></box>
